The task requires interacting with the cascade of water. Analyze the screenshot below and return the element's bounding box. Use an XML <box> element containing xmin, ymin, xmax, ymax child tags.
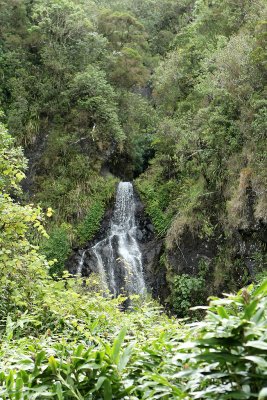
<box><xmin>92</xmin><ymin>244</ymin><xmax>110</xmax><ymax>291</ymax></box>
<box><xmin>91</xmin><ymin>182</ymin><xmax>146</xmax><ymax>296</ymax></box>
<box><xmin>77</xmin><ymin>250</ymin><xmax>86</xmax><ymax>275</ymax></box>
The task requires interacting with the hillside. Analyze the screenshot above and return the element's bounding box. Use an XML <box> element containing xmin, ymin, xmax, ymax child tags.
<box><xmin>0</xmin><ymin>0</ymin><xmax>267</xmax><ymax>398</ymax></box>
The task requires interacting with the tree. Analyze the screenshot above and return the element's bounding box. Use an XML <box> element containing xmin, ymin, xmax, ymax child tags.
<box><xmin>67</xmin><ymin>65</ymin><xmax>125</xmax><ymax>143</ymax></box>
<box><xmin>110</xmin><ymin>47</ymin><xmax>149</xmax><ymax>89</ymax></box>
<box><xmin>0</xmin><ymin>119</ymin><xmax>50</xmax><ymax>321</ymax></box>
<box><xmin>98</xmin><ymin>10</ymin><xmax>147</xmax><ymax>51</ymax></box>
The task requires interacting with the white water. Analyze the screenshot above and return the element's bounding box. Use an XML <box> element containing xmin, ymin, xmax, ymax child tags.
<box><xmin>91</xmin><ymin>182</ymin><xmax>146</xmax><ymax>296</ymax></box>
<box><xmin>77</xmin><ymin>250</ymin><xmax>86</xmax><ymax>275</ymax></box>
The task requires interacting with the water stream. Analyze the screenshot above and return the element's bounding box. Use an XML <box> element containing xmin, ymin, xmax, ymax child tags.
<box><xmin>77</xmin><ymin>250</ymin><xmax>86</xmax><ymax>275</ymax></box>
<box><xmin>77</xmin><ymin>182</ymin><xmax>146</xmax><ymax>296</ymax></box>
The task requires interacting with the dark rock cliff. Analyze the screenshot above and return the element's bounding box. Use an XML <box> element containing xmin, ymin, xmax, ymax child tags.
<box><xmin>165</xmin><ymin>184</ymin><xmax>267</xmax><ymax>299</ymax></box>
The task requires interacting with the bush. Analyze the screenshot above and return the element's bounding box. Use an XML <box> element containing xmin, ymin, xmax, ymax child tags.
<box><xmin>135</xmin><ymin>178</ymin><xmax>174</xmax><ymax>236</ymax></box>
<box><xmin>171</xmin><ymin>273</ymin><xmax>206</xmax><ymax>317</ymax></box>
<box><xmin>1</xmin><ymin>277</ymin><xmax>267</xmax><ymax>399</ymax></box>
<box><xmin>41</xmin><ymin>225</ymin><xmax>72</xmax><ymax>276</ymax></box>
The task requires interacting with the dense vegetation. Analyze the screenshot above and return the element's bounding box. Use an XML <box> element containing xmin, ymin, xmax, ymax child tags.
<box><xmin>136</xmin><ymin>0</ymin><xmax>267</xmax><ymax>306</ymax></box>
<box><xmin>1</xmin><ymin>0</ymin><xmax>266</xmax><ymax>293</ymax></box>
<box><xmin>1</xmin><ymin>122</ymin><xmax>267</xmax><ymax>398</ymax></box>
<box><xmin>0</xmin><ymin>0</ymin><xmax>267</xmax><ymax>397</ymax></box>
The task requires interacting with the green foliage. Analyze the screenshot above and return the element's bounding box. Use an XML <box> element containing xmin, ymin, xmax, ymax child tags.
<box><xmin>0</xmin><ymin>0</ymin><xmax>195</xmax><ymax>239</ymax></box>
<box><xmin>41</xmin><ymin>225</ymin><xmax>72</xmax><ymax>276</ymax></box>
<box><xmin>252</xmin><ymin>20</ymin><xmax>267</xmax><ymax>75</ymax></box>
<box><xmin>110</xmin><ymin>91</ymin><xmax>158</xmax><ymax>178</ymax></box>
<box><xmin>0</xmin><ymin>122</ymin><xmax>50</xmax><ymax>326</ymax></box>
<box><xmin>68</xmin><ymin>65</ymin><xmax>125</xmax><ymax>142</ymax></box>
<box><xmin>98</xmin><ymin>10</ymin><xmax>147</xmax><ymax>52</ymax></box>
<box><xmin>1</xmin><ymin>117</ymin><xmax>267</xmax><ymax>398</ymax></box>
<box><xmin>1</xmin><ymin>265</ymin><xmax>267</xmax><ymax>399</ymax></box>
<box><xmin>0</xmin><ymin>0</ymin><xmax>127</xmax><ymax>237</ymax></box>
<box><xmin>75</xmin><ymin>177</ymin><xmax>117</xmax><ymax>243</ymax></box>
<box><xmin>171</xmin><ymin>273</ymin><xmax>206</xmax><ymax>317</ymax></box>
<box><xmin>109</xmin><ymin>46</ymin><xmax>149</xmax><ymax>89</ymax></box>
<box><xmin>136</xmin><ymin>0</ymin><xmax>267</xmax><ymax>305</ymax></box>
<box><xmin>0</xmin><ymin>121</ymin><xmax>27</xmax><ymax>193</ymax></box>
<box><xmin>76</xmin><ymin>200</ymin><xmax>105</xmax><ymax>245</ymax></box>
<box><xmin>1</xmin><ymin>2</ymin><xmax>267</xmax><ymax>398</ymax></box>
<box><xmin>136</xmin><ymin>174</ymin><xmax>174</xmax><ymax>236</ymax></box>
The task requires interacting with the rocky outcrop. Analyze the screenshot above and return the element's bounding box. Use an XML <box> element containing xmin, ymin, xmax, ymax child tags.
<box><xmin>134</xmin><ymin>188</ymin><xmax>168</xmax><ymax>301</ymax></box>
<box><xmin>165</xmin><ymin>184</ymin><xmax>267</xmax><ymax>298</ymax></box>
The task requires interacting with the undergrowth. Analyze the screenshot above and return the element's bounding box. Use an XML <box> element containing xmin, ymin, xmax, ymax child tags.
<box><xmin>1</xmin><ymin>275</ymin><xmax>267</xmax><ymax>399</ymax></box>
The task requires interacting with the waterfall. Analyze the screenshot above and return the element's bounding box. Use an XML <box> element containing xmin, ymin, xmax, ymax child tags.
<box><xmin>77</xmin><ymin>250</ymin><xmax>86</xmax><ymax>275</ymax></box>
<box><xmin>91</xmin><ymin>182</ymin><xmax>146</xmax><ymax>296</ymax></box>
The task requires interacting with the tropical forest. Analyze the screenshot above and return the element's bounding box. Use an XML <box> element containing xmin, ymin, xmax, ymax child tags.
<box><xmin>0</xmin><ymin>0</ymin><xmax>267</xmax><ymax>398</ymax></box>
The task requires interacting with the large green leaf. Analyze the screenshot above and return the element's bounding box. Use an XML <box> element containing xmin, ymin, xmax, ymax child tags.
<box><xmin>111</xmin><ymin>326</ymin><xmax>127</xmax><ymax>365</ymax></box>
<box><xmin>254</xmin><ymin>280</ymin><xmax>267</xmax><ymax>297</ymax></box>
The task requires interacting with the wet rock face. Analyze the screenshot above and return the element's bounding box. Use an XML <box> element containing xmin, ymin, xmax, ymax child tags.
<box><xmin>67</xmin><ymin>184</ymin><xmax>168</xmax><ymax>301</ymax></box>
<box><xmin>21</xmin><ymin>126</ymin><xmax>50</xmax><ymax>195</ymax></box>
<box><xmin>234</xmin><ymin>222</ymin><xmax>267</xmax><ymax>276</ymax></box>
<box><xmin>134</xmin><ymin>188</ymin><xmax>168</xmax><ymax>301</ymax></box>
<box><xmin>166</xmin><ymin>228</ymin><xmax>219</xmax><ymax>277</ymax></box>
<box><xmin>165</xmin><ymin>193</ymin><xmax>267</xmax><ymax>298</ymax></box>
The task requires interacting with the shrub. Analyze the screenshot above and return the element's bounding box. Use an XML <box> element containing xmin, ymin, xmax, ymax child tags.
<box><xmin>171</xmin><ymin>273</ymin><xmax>206</xmax><ymax>317</ymax></box>
<box><xmin>41</xmin><ymin>224</ymin><xmax>72</xmax><ymax>276</ymax></box>
<box><xmin>1</xmin><ymin>277</ymin><xmax>267</xmax><ymax>399</ymax></box>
